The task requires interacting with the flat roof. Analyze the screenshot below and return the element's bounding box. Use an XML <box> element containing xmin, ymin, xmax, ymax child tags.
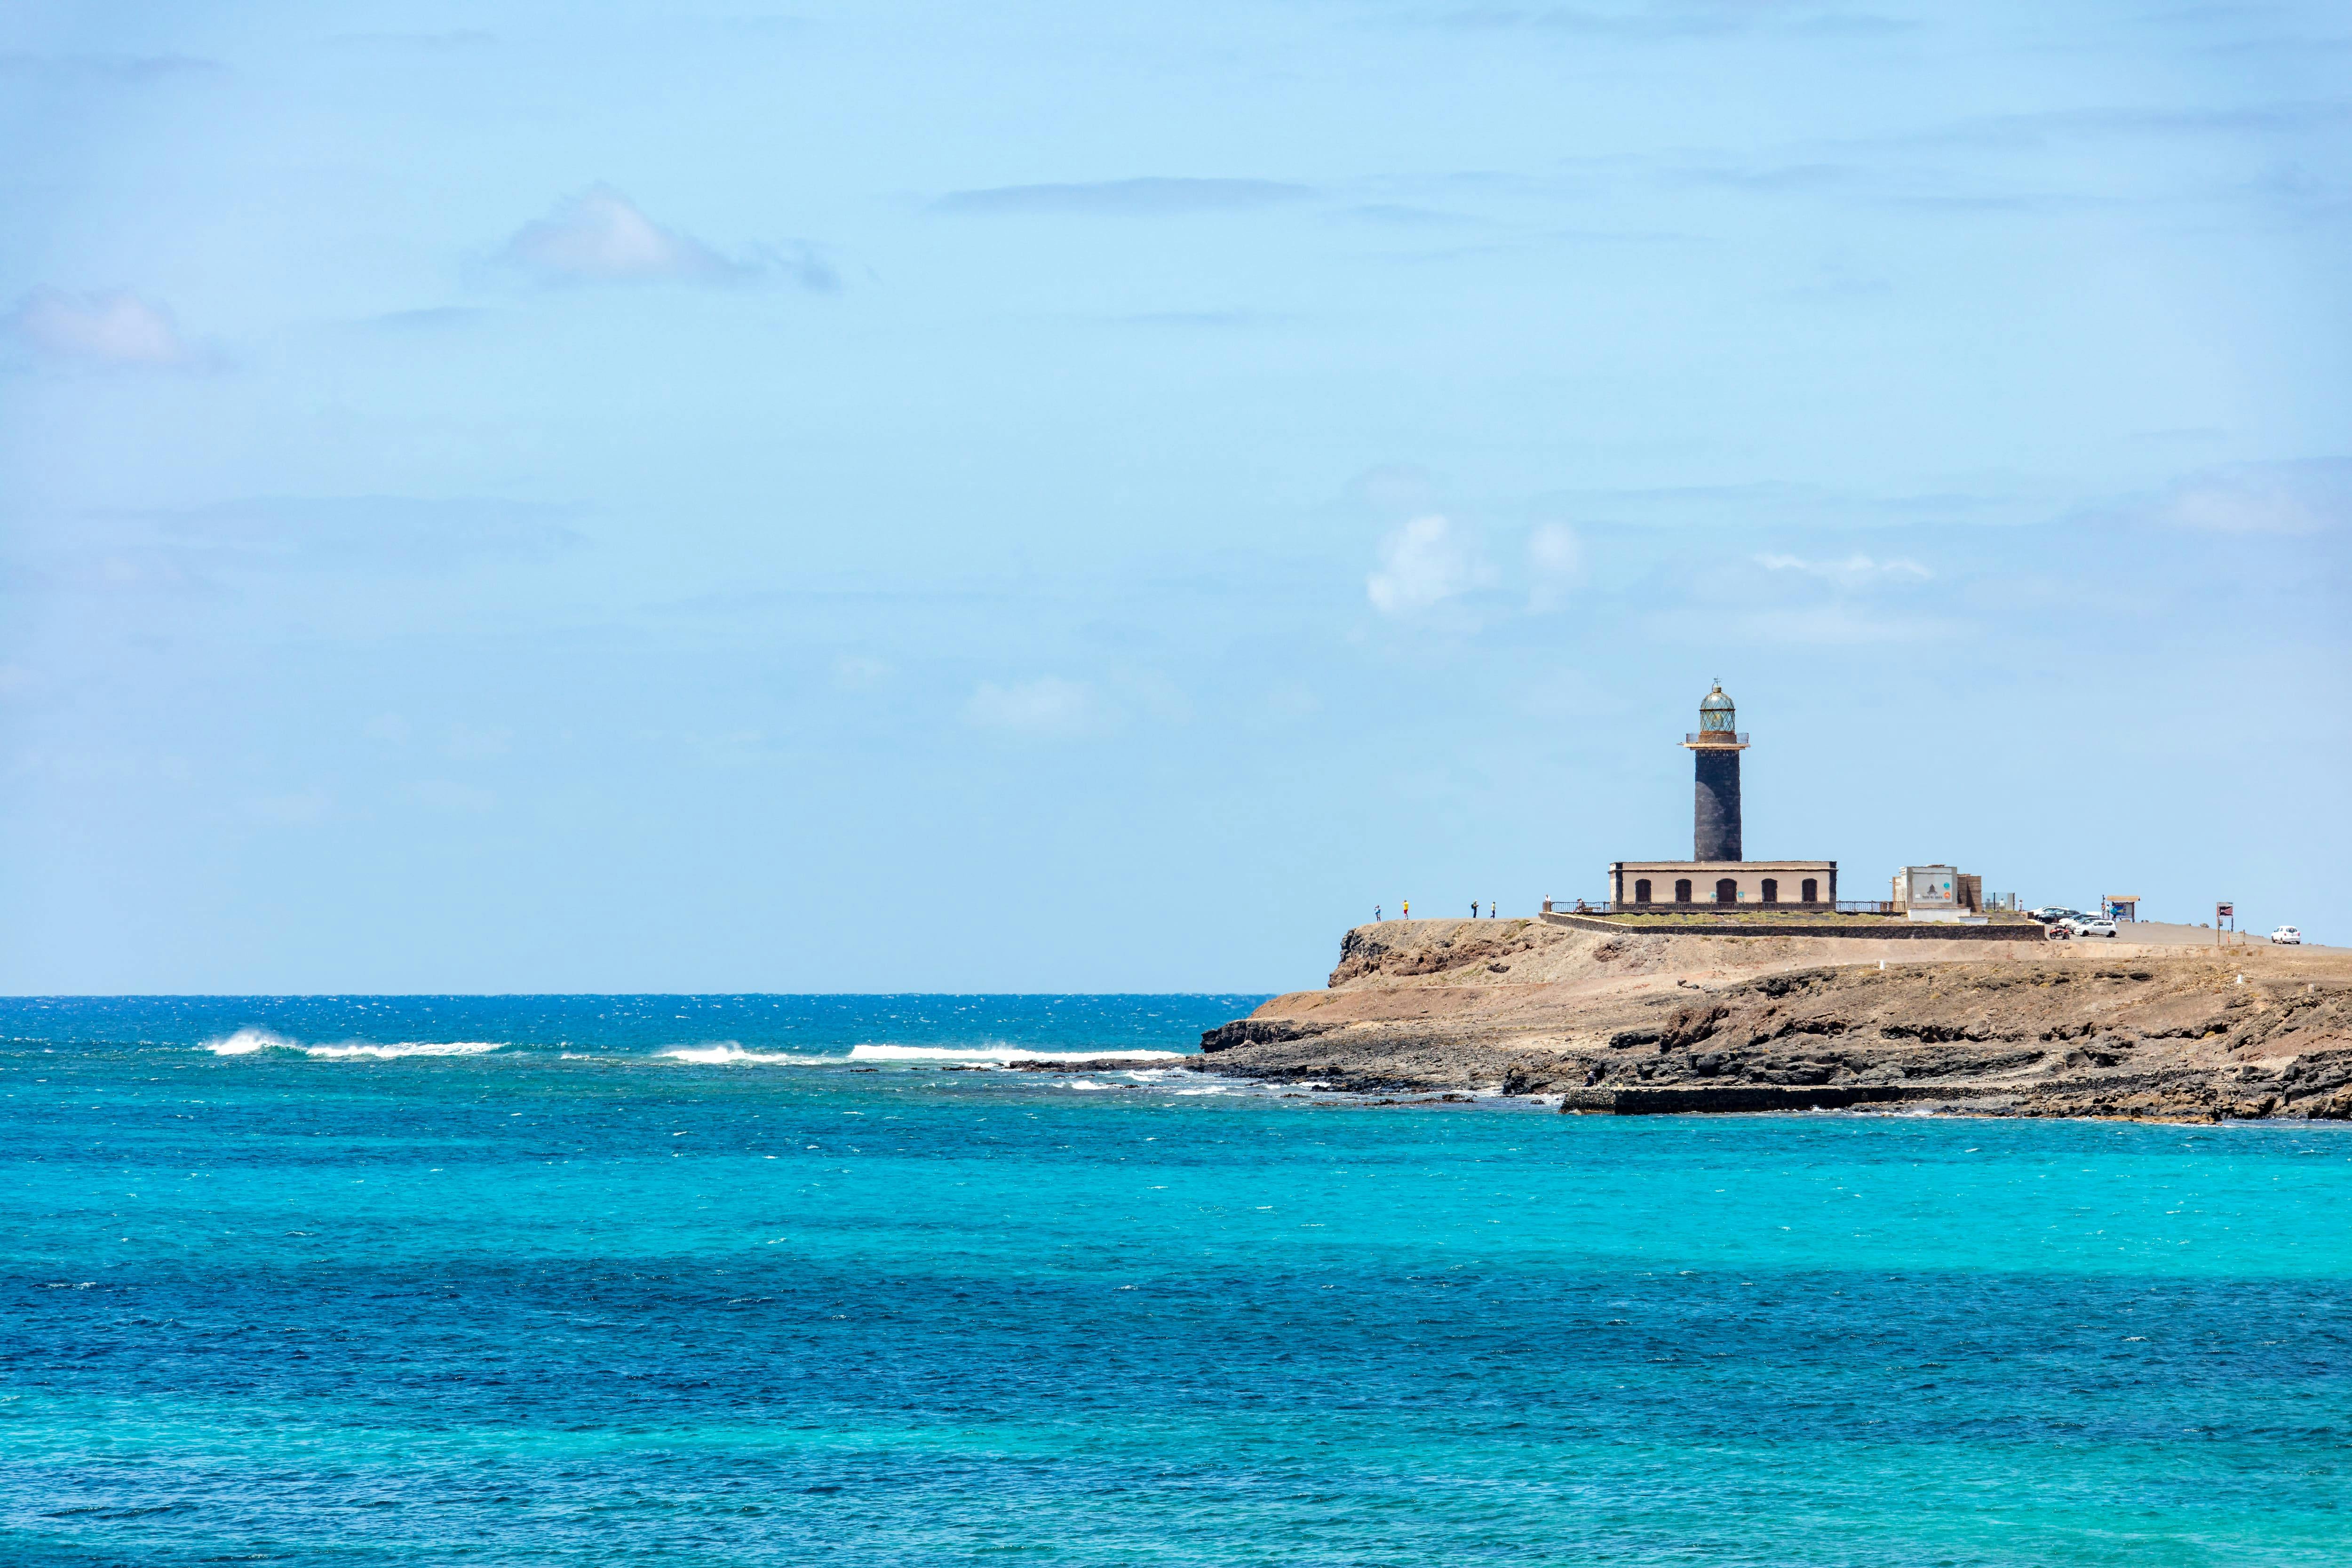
<box><xmin>1609</xmin><ymin>860</ymin><xmax>1835</xmax><ymax>870</ymax></box>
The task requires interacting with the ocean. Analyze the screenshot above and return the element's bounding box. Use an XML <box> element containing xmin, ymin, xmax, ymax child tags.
<box><xmin>4</xmin><ymin>994</ymin><xmax>2347</xmax><ymax>1566</ymax></box>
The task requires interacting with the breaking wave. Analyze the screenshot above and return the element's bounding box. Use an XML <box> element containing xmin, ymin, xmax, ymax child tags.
<box><xmin>206</xmin><ymin>1035</ymin><xmax>1192</xmax><ymax>1068</ymax></box>
<box><xmin>203</xmin><ymin>1030</ymin><xmax>503</xmax><ymax>1060</ymax></box>
<box><xmin>206</xmin><ymin>1028</ymin><xmax>296</xmax><ymax>1055</ymax></box>
<box><xmin>844</xmin><ymin>1044</ymin><xmax>1187</xmax><ymax>1065</ymax></box>
<box><xmin>302</xmin><ymin>1042</ymin><xmax>503</xmax><ymax>1060</ymax></box>
<box><xmin>658</xmin><ymin>1043</ymin><xmax>805</xmax><ymax>1066</ymax></box>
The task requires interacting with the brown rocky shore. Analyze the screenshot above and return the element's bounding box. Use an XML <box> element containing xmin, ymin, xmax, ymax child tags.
<box><xmin>1188</xmin><ymin>917</ymin><xmax>2352</xmax><ymax>1121</ymax></box>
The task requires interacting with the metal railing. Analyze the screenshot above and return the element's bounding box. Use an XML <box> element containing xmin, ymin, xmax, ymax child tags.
<box><xmin>1539</xmin><ymin>897</ymin><xmax>2036</xmax><ymax>919</ymax></box>
<box><xmin>1683</xmin><ymin>731</ymin><xmax>1750</xmax><ymax>746</ymax></box>
<box><xmin>1546</xmin><ymin>897</ymin><xmax>1887</xmax><ymax>916</ymax></box>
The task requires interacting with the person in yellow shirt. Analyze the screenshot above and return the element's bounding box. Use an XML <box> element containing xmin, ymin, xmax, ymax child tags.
<box><xmin>1401</xmin><ymin>899</ymin><xmax>1409</xmax><ymax>920</ymax></box>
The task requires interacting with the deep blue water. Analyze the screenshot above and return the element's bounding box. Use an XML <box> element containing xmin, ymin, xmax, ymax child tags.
<box><xmin>4</xmin><ymin>995</ymin><xmax>2348</xmax><ymax>1566</ymax></box>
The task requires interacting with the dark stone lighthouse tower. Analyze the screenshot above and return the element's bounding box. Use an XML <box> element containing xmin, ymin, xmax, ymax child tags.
<box><xmin>1683</xmin><ymin>682</ymin><xmax>1746</xmax><ymax>862</ymax></box>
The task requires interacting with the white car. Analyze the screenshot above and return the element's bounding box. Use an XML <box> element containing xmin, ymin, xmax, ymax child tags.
<box><xmin>2063</xmin><ymin>916</ymin><xmax>2118</xmax><ymax>939</ymax></box>
<box><xmin>2271</xmin><ymin>926</ymin><xmax>2303</xmax><ymax>945</ymax></box>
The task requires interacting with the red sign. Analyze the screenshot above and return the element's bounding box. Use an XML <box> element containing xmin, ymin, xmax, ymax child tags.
<box><xmin>2216</xmin><ymin>903</ymin><xmax>2233</xmax><ymax>918</ymax></box>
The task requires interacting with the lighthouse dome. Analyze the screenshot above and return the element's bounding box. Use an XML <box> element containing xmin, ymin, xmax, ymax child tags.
<box><xmin>1698</xmin><ymin>683</ymin><xmax>1736</xmax><ymax>731</ymax></box>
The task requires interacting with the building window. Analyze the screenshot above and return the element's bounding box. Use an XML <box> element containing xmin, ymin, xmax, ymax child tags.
<box><xmin>1674</xmin><ymin>878</ymin><xmax>1692</xmax><ymax>904</ymax></box>
<box><xmin>1634</xmin><ymin>878</ymin><xmax>1651</xmax><ymax>905</ymax></box>
<box><xmin>1715</xmin><ymin>878</ymin><xmax>1738</xmax><ymax>904</ymax></box>
<box><xmin>1762</xmin><ymin>878</ymin><xmax>1778</xmax><ymax>904</ymax></box>
<box><xmin>1801</xmin><ymin>877</ymin><xmax>1819</xmax><ymax>904</ymax></box>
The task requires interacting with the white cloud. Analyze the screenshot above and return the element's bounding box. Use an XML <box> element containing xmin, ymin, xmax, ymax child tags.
<box><xmin>933</xmin><ymin>177</ymin><xmax>1313</xmax><ymax>215</ymax></box>
<box><xmin>962</xmin><ymin>677</ymin><xmax>1109</xmax><ymax>739</ymax></box>
<box><xmin>1526</xmin><ymin>522</ymin><xmax>1583</xmax><ymax>611</ymax></box>
<box><xmin>7</xmin><ymin>287</ymin><xmax>205</xmax><ymax>367</ymax></box>
<box><xmin>501</xmin><ymin>186</ymin><xmax>750</xmax><ymax>285</ymax></box>
<box><xmin>1366</xmin><ymin>514</ymin><xmax>1496</xmax><ymax>617</ymax></box>
<box><xmin>2143</xmin><ymin>460</ymin><xmax>2349</xmax><ymax>534</ymax></box>
<box><xmin>497</xmin><ymin>185</ymin><xmax>834</xmax><ymax>289</ymax></box>
<box><xmin>1756</xmin><ymin>552</ymin><xmax>1931</xmax><ymax>584</ymax></box>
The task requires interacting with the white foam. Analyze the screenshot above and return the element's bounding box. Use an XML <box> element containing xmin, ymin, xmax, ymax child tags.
<box><xmin>658</xmin><ymin>1043</ymin><xmax>804</xmax><ymax>1066</ymax></box>
<box><xmin>844</xmin><ymin>1044</ymin><xmax>1188</xmax><ymax>1065</ymax></box>
<box><xmin>304</xmin><ymin>1041</ymin><xmax>503</xmax><ymax>1059</ymax></box>
<box><xmin>206</xmin><ymin>1028</ymin><xmax>295</xmax><ymax>1056</ymax></box>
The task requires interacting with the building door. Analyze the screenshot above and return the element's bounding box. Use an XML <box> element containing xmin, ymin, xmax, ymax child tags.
<box><xmin>1761</xmin><ymin>879</ymin><xmax>1778</xmax><ymax>904</ymax></box>
<box><xmin>1634</xmin><ymin>879</ymin><xmax>1651</xmax><ymax>905</ymax></box>
<box><xmin>1674</xmin><ymin>879</ymin><xmax>1692</xmax><ymax>904</ymax></box>
<box><xmin>1801</xmin><ymin>877</ymin><xmax>1818</xmax><ymax>904</ymax></box>
<box><xmin>1714</xmin><ymin>878</ymin><xmax>1737</xmax><ymax>905</ymax></box>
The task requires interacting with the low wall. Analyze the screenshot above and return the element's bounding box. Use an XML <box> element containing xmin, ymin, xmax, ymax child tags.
<box><xmin>1559</xmin><ymin>1084</ymin><xmax>1916</xmax><ymax>1114</ymax></box>
<box><xmin>1539</xmin><ymin>911</ymin><xmax>2049</xmax><ymax>942</ymax></box>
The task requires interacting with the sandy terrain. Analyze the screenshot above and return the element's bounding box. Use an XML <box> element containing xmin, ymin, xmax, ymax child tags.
<box><xmin>1191</xmin><ymin>917</ymin><xmax>2352</xmax><ymax>1120</ymax></box>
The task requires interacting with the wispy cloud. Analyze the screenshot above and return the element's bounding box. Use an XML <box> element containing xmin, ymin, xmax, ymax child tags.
<box><xmin>6</xmin><ymin>288</ymin><xmax>214</xmax><ymax>369</ymax></box>
<box><xmin>1367</xmin><ymin>515</ymin><xmax>1497</xmax><ymax>617</ymax></box>
<box><xmin>1343</xmin><ymin>202</ymin><xmax>1480</xmax><ymax>226</ymax></box>
<box><xmin>963</xmin><ymin>677</ymin><xmax>1114</xmax><ymax>738</ymax></box>
<box><xmin>1431</xmin><ymin>4</ymin><xmax>1912</xmax><ymax>40</ymax></box>
<box><xmin>2114</xmin><ymin>458</ymin><xmax>2352</xmax><ymax>535</ymax></box>
<box><xmin>326</xmin><ymin>30</ymin><xmax>497</xmax><ymax>51</ymax></box>
<box><xmin>367</xmin><ymin>306</ymin><xmax>493</xmax><ymax>332</ymax></box>
<box><xmin>0</xmin><ymin>52</ymin><xmax>227</xmax><ymax>84</ymax></box>
<box><xmin>1756</xmin><ymin>552</ymin><xmax>1932</xmax><ymax>584</ymax></box>
<box><xmin>1526</xmin><ymin>523</ymin><xmax>1584</xmax><ymax>611</ymax></box>
<box><xmin>406</xmin><ymin>780</ymin><xmax>498</xmax><ymax>814</ymax></box>
<box><xmin>1873</xmin><ymin>100</ymin><xmax>2352</xmax><ymax>154</ymax></box>
<box><xmin>1711</xmin><ymin>605</ymin><xmax>1963</xmax><ymax>645</ymax></box>
<box><xmin>1120</xmin><ymin>310</ymin><xmax>1287</xmax><ymax>329</ymax></box>
<box><xmin>26</xmin><ymin>497</ymin><xmax>588</xmax><ymax>592</ymax></box>
<box><xmin>832</xmin><ymin>654</ymin><xmax>892</xmax><ymax>691</ymax></box>
<box><xmin>499</xmin><ymin>186</ymin><xmax>834</xmax><ymax>289</ymax></box>
<box><xmin>933</xmin><ymin>177</ymin><xmax>1313</xmax><ymax>215</ymax></box>
<box><xmin>249</xmin><ymin>788</ymin><xmax>332</xmax><ymax>825</ymax></box>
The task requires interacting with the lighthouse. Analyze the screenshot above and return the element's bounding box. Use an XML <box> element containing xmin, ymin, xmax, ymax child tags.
<box><xmin>1684</xmin><ymin>681</ymin><xmax>1746</xmax><ymax>861</ymax></box>
<box><xmin>1605</xmin><ymin>683</ymin><xmax>1835</xmax><ymax>910</ymax></box>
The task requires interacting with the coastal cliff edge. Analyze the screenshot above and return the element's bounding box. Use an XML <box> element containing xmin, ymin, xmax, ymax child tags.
<box><xmin>1189</xmin><ymin>918</ymin><xmax>2352</xmax><ymax>1120</ymax></box>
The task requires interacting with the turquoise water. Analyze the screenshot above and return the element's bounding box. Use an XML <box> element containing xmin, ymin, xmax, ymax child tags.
<box><xmin>4</xmin><ymin>996</ymin><xmax>2348</xmax><ymax>1565</ymax></box>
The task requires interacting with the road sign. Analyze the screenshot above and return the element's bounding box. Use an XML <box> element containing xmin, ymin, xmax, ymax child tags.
<box><xmin>2217</xmin><ymin>903</ymin><xmax>2233</xmax><ymax>918</ymax></box>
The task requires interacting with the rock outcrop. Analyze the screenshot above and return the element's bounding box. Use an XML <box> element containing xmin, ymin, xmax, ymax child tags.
<box><xmin>1190</xmin><ymin>918</ymin><xmax>2352</xmax><ymax>1120</ymax></box>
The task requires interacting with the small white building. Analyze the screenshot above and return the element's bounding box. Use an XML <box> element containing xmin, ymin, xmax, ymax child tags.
<box><xmin>1892</xmin><ymin>865</ymin><xmax>1985</xmax><ymax>922</ymax></box>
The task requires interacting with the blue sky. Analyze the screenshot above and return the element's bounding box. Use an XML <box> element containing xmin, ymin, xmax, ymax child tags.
<box><xmin>2</xmin><ymin>0</ymin><xmax>2346</xmax><ymax>992</ymax></box>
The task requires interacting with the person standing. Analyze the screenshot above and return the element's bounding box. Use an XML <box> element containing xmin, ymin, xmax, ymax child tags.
<box><xmin>1470</xmin><ymin>901</ymin><xmax>1478</xmax><ymax>918</ymax></box>
<box><xmin>1374</xmin><ymin>905</ymin><xmax>1382</xmax><ymax>922</ymax></box>
<box><xmin>1402</xmin><ymin>899</ymin><xmax>1409</xmax><ymax>920</ymax></box>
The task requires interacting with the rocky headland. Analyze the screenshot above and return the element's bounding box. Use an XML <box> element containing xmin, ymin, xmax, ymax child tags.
<box><xmin>1190</xmin><ymin>917</ymin><xmax>2352</xmax><ymax>1120</ymax></box>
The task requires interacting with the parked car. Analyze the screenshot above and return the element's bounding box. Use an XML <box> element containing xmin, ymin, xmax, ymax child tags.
<box><xmin>2271</xmin><ymin>926</ymin><xmax>2303</xmax><ymax>945</ymax></box>
<box><xmin>2026</xmin><ymin>907</ymin><xmax>2072</xmax><ymax>924</ymax></box>
<box><xmin>2063</xmin><ymin>917</ymin><xmax>2118</xmax><ymax>938</ymax></box>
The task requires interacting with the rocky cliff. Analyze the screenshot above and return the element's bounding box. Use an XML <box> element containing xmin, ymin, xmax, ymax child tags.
<box><xmin>1190</xmin><ymin>918</ymin><xmax>2352</xmax><ymax>1120</ymax></box>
